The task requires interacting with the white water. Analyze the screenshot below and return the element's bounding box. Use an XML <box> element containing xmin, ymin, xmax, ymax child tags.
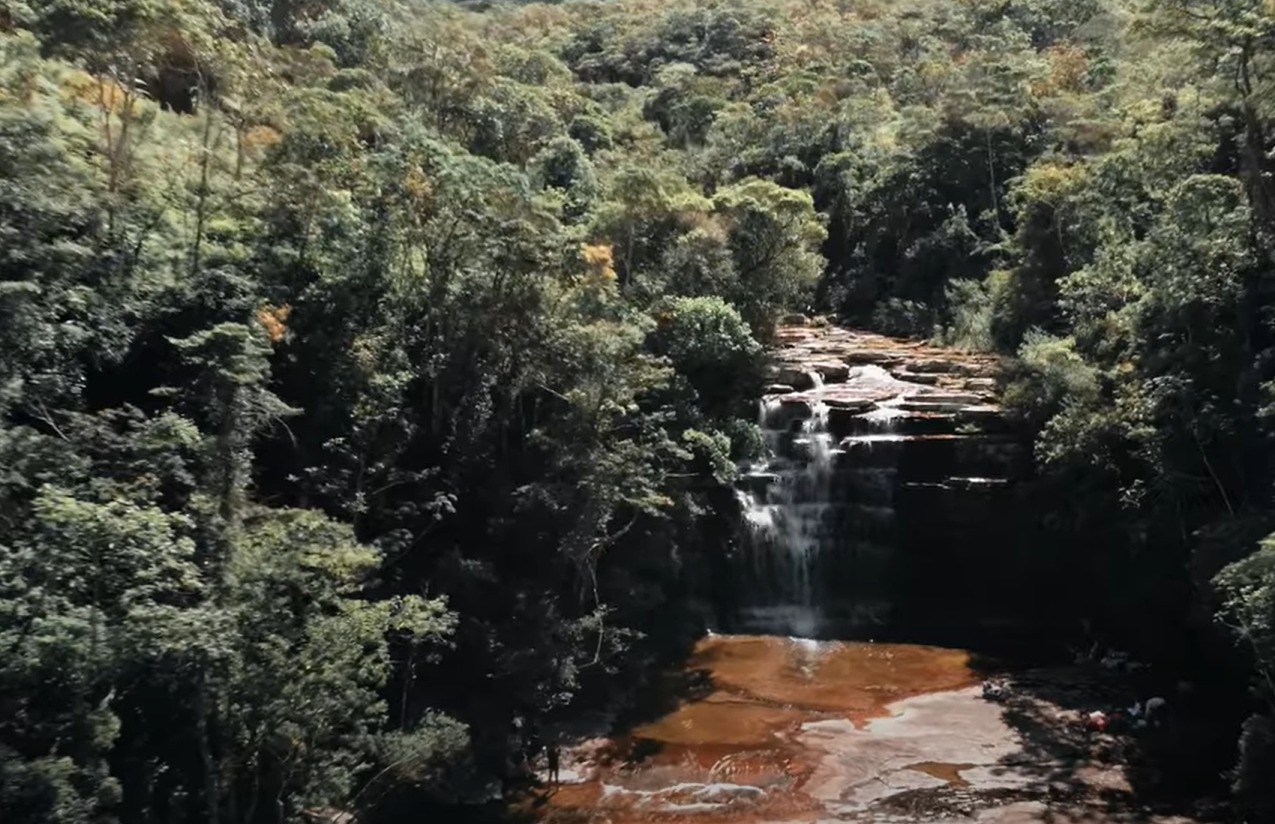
<box><xmin>735</xmin><ymin>368</ymin><xmax>905</xmax><ymax>637</ymax></box>
<box><xmin>737</xmin><ymin>372</ymin><xmax>838</xmax><ymax>637</ymax></box>
<box><xmin>599</xmin><ymin>781</ymin><xmax>766</xmax><ymax>814</ymax></box>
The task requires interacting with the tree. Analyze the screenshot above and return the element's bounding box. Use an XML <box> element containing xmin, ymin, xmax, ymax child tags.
<box><xmin>648</xmin><ymin>296</ymin><xmax>763</xmax><ymax>420</ymax></box>
<box><xmin>712</xmin><ymin>177</ymin><xmax>825</xmax><ymax>335</ymax></box>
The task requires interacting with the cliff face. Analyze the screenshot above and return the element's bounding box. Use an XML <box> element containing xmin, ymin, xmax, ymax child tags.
<box><xmin>727</xmin><ymin>321</ymin><xmax>1035</xmax><ymax>642</ymax></box>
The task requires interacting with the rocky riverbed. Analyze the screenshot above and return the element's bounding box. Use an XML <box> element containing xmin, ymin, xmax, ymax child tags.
<box><xmin>532</xmin><ymin>636</ymin><xmax>1207</xmax><ymax>824</ymax></box>
<box><xmin>767</xmin><ymin>321</ymin><xmax>1004</xmax><ymax>400</ymax></box>
<box><xmin>759</xmin><ymin>322</ymin><xmax>1011</xmax><ymax>444</ymax></box>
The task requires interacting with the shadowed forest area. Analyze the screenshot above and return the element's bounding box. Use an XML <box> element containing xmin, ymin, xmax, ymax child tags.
<box><xmin>2</xmin><ymin>0</ymin><xmax>1275</xmax><ymax>821</ymax></box>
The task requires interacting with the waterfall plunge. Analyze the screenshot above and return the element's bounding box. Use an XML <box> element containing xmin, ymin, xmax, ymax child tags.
<box><xmin>734</xmin><ymin>368</ymin><xmax>906</xmax><ymax>638</ymax></box>
<box><xmin>737</xmin><ymin>372</ymin><xmax>838</xmax><ymax>638</ymax></box>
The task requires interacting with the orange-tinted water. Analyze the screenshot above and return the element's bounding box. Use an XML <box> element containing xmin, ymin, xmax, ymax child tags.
<box><xmin>536</xmin><ymin>634</ymin><xmax>977</xmax><ymax>823</ymax></box>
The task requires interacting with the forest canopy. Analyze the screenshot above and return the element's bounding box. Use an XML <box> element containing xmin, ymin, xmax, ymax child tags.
<box><xmin>3</xmin><ymin>0</ymin><xmax>1275</xmax><ymax>821</ymax></box>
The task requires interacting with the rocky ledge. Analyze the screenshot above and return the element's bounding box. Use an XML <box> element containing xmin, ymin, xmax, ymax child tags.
<box><xmin>765</xmin><ymin>320</ymin><xmax>1008</xmax><ymax>439</ymax></box>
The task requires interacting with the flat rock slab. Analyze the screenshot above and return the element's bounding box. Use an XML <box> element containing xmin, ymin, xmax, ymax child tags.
<box><xmin>766</xmin><ymin>324</ymin><xmax>1008</xmax><ymax>428</ymax></box>
<box><xmin>789</xmin><ymin>685</ymin><xmax>1201</xmax><ymax>824</ymax></box>
<box><xmin>537</xmin><ymin>640</ymin><xmax>1207</xmax><ymax>824</ymax></box>
<box><xmin>799</xmin><ymin>687</ymin><xmax>1032</xmax><ymax>811</ymax></box>
<box><xmin>890</xmin><ymin>371</ymin><xmax>943</xmax><ymax>385</ymax></box>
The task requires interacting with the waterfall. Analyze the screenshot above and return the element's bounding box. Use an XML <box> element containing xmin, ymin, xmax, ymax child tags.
<box><xmin>733</xmin><ymin>368</ymin><xmax>913</xmax><ymax>638</ymax></box>
<box><xmin>736</xmin><ymin>372</ymin><xmax>838</xmax><ymax>637</ymax></box>
<box><xmin>724</xmin><ymin>325</ymin><xmax>1024</xmax><ymax>642</ymax></box>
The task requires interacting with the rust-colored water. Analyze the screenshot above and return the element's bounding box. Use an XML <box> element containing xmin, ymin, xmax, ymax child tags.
<box><xmin>535</xmin><ymin>634</ymin><xmax>977</xmax><ymax>824</ymax></box>
<box><xmin>906</xmin><ymin>761</ymin><xmax>976</xmax><ymax>788</ymax></box>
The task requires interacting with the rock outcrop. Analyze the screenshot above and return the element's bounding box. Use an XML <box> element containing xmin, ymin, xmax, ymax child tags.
<box><xmin>728</xmin><ymin>320</ymin><xmax>1033</xmax><ymax>641</ymax></box>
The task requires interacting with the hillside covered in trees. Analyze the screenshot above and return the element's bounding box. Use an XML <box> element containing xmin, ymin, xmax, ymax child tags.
<box><xmin>2</xmin><ymin>0</ymin><xmax>1275</xmax><ymax>821</ymax></box>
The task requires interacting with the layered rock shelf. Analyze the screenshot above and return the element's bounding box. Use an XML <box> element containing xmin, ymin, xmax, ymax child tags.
<box><xmin>767</xmin><ymin>322</ymin><xmax>1006</xmax><ymax>426</ymax></box>
<box><xmin>727</xmin><ymin>320</ymin><xmax>1033</xmax><ymax>641</ymax></box>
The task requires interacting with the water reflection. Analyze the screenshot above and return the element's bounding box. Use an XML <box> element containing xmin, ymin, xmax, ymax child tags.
<box><xmin>538</xmin><ymin>634</ymin><xmax>975</xmax><ymax>823</ymax></box>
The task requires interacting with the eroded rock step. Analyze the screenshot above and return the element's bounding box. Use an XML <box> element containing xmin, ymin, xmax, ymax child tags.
<box><xmin>753</xmin><ymin>323</ymin><xmax>1028</xmax><ymax>491</ymax></box>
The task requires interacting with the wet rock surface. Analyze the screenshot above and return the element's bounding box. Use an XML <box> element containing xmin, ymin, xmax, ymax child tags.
<box><xmin>770</xmin><ymin>322</ymin><xmax>1003</xmax><ymax>397</ymax></box>
<box><xmin>763</xmin><ymin>321</ymin><xmax>1009</xmax><ymax>441</ymax></box>
<box><xmin>532</xmin><ymin>636</ymin><xmax>1204</xmax><ymax>824</ymax></box>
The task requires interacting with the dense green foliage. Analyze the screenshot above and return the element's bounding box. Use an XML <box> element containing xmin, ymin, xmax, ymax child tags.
<box><xmin>5</xmin><ymin>0</ymin><xmax>1275</xmax><ymax>820</ymax></box>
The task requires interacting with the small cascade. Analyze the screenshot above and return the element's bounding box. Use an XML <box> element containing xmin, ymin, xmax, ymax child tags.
<box><xmin>736</xmin><ymin>372</ymin><xmax>839</xmax><ymax>637</ymax></box>
<box><xmin>859</xmin><ymin>391</ymin><xmax>908</xmax><ymax>430</ymax></box>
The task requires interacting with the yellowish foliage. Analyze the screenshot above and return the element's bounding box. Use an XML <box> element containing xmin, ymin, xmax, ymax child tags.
<box><xmin>581</xmin><ymin>243</ymin><xmax>617</xmax><ymax>283</ymax></box>
<box><xmin>1019</xmin><ymin>161</ymin><xmax>1088</xmax><ymax>204</ymax></box>
<box><xmin>1040</xmin><ymin>45</ymin><xmax>1088</xmax><ymax>95</ymax></box>
<box><xmin>511</xmin><ymin>4</ymin><xmax>572</xmax><ymax>37</ymax></box>
<box><xmin>242</xmin><ymin>125</ymin><xmax>282</xmax><ymax>152</ymax></box>
<box><xmin>257</xmin><ymin>304</ymin><xmax>292</xmax><ymax>344</ymax></box>
<box><xmin>404</xmin><ymin>166</ymin><xmax>433</xmax><ymax>203</ymax></box>
<box><xmin>680</xmin><ymin>211</ymin><xmax>730</xmax><ymax>243</ymax></box>
<box><xmin>61</xmin><ymin>70</ymin><xmax>141</xmax><ymax>115</ymax></box>
<box><xmin>814</xmin><ymin>82</ymin><xmax>840</xmax><ymax>105</ymax></box>
<box><xmin>918</xmin><ymin>60</ymin><xmax>952</xmax><ymax>84</ymax></box>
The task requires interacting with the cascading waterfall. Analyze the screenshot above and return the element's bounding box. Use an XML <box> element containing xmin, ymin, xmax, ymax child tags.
<box><xmin>736</xmin><ymin>372</ymin><xmax>838</xmax><ymax>637</ymax></box>
<box><xmin>733</xmin><ymin>367</ymin><xmax>914</xmax><ymax>638</ymax></box>
<box><xmin>723</xmin><ymin>325</ymin><xmax>1025</xmax><ymax>644</ymax></box>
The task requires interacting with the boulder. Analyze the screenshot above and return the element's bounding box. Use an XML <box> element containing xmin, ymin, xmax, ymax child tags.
<box><xmin>811</xmin><ymin>361</ymin><xmax>851</xmax><ymax>382</ymax></box>
<box><xmin>907</xmin><ymin>358</ymin><xmax>993</xmax><ymax>377</ymax></box>
<box><xmin>905</xmin><ymin>358</ymin><xmax>962</xmax><ymax>374</ymax></box>
<box><xmin>760</xmin><ymin>396</ymin><xmax>814</xmax><ymax>430</ymax></box>
<box><xmin>844</xmin><ymin>350</ymin><xmax>903</xmax><ymax>366</ymax></box>
<box><xmin>890</xmin><ymin>370</ymin><xmax>942</xmax><ymax>385</ymax></box>
<box><xmin>775</xmin><ymin>328</ymin><xmax>816</xmax><ymax>345</ymax></box>
<box><xmin>823</xmin><ymin>398</ymin><xmax>874</xmax><ymax>412</ymax></box>
<box><xmin>775</xmin><ymin>367</ymin><xmax>819</xmax><ymax>390</ymax></box>
<box><xmin>776</xmin><ymin>396</ymin><xmax>817</xmax><ymax>421</ymax></box>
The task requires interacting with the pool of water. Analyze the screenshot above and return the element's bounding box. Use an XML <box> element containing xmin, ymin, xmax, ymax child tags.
<box><xmin>536</xmin><ymin>634</ymin><xmax>977</xmax><ymax>823</ymax></box>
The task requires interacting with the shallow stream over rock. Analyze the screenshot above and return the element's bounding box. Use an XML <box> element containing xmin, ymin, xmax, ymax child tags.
<box><xmin>534</xmin><ymin>635</ymin><xmax>1200</xmax><ymax>824</ymax></box>
<box><xmin>538</xmin><ymin>634</ymin><xmax>990</xmax><ymax>822</ymax></box>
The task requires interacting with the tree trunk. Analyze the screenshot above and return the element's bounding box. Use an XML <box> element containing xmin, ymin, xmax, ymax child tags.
<box><xmin>196</xmin><ymin>671</ymin><xmax>221</xmax><ymax>824</ymax></box>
